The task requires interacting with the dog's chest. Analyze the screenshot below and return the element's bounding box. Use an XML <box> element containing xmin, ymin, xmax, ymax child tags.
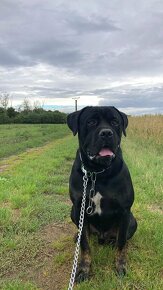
<box><xmin>88</xmin><ymin>191</ymin><xmax>117</xmax><ymax>216</ymax></box>
<box><xmin>91</xmin><ymin>192</ymin><xmax>103</xmax><ymax>215</ymax></box>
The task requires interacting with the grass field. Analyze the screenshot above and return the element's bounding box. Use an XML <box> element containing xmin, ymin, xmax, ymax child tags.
<box><xmin>0</xmin><ymin>124</ymin><xmax>70</xmax><ymax>159</ymax></box>
<box><xmin>0</xmin><ymin>116</ymin><xmax>163</xmax><ymax>290</ymax></box>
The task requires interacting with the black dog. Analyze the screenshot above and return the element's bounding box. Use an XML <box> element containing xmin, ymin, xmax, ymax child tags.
<box><xmin>67</xmin><ymin>106</ymin><xmax>137</xmax><ymax>282</ymax></box>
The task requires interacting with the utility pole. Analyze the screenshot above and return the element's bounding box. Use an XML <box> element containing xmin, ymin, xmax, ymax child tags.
<box><xmin>72</xmin><ymin>97</ymin><xmax>80</xmax><ymax>112</ymax></box>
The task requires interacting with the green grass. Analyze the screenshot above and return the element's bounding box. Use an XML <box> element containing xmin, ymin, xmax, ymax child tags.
<box><xmin>0</xmin><ymin>120</ymin><xmax>163</xmax><ymax>290</ymax></box>
<box><xmin>0</xmin><ymin>133</ymin><xmax>76</xmax><ymax>289</ymax></box>
<box><xmin>0</xmin><ymin>124</ymin><xmax>69</xmax><ymax>158</ymax></box>
<box><xmin>0</xmin><ymin>136</ymin><xmax>75</xmax><ymax>230</ymax></box>
<box><xmin>1</xmin><ymin>281</ymin><xmax>38</xmax><ymax>290</ymax></box>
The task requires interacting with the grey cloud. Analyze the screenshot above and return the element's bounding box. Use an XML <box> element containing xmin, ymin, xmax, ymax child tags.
<box><xmin>68</xmin><ymin>14</ymin><xmax>120</xmax><ymax>34</ymax></box>
<box><xmin>28</xmin><ymin>84</ymin><xmax>163</xmax><ymax>113</ymax></box>
<box><xmin>0</xmin><ymin>46</ymin><xmax>21</xmax><ymax>66</ymax></box>
<box><xmin>30</xmin><ymin>86</ymin><xmax>82</xmax><ymax>98</ymax></box>
<box><xmin>0</xmin><ymin>45</ymin><xmax>35</xmax><ymax>67</ymax></box>
<box><xmin>0</xmin><ymin>0</ymin><xmax>163</xmax><ymax>114</ymax></box>
<box><xmin>0</xmin><ymin>0</ymin><xmax>163</xmax><ymax>76</ymax></box>
<box><xmin>27</xmin><ymin>43</ymin><xmax>83</xmax><ymax>68</ymax></box>
<box><xmin>98</xmin><ymin>85</ymin><xmax>163</xmax><ymax>113</ymax></box>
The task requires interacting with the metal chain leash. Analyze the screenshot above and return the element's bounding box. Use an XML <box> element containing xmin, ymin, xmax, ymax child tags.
<box><xmin>86</xmin><ymin>172</ymin><xmax>97</xmax><ymax>215</ymax></box>
<box><xmin>68</xmin><ymin>168</ymin><xmax>88</xmax><ymax>290</ymax></box>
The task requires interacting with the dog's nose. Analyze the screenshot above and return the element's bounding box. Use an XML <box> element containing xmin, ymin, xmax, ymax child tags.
<box><xmin>99</xmin><ymin>129</ymin><xmax>113</xmax><ymax>139</ymax></box>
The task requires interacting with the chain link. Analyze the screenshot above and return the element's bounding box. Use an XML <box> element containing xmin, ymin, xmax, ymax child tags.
<box><xmin>86</xmin><ymin>172</ymin><xmax>97</xmax><ymax>215</ymax></box>
<box><xmin>68</xmin><ymin>170</ymin><xmax>88</xmax><ymax>290</ymax></box>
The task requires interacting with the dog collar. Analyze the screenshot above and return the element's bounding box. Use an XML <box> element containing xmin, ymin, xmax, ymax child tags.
<box><xmin>79</xmin><ymin>152</ymin><xmax>113</xmax><ymax>176</ymax></box>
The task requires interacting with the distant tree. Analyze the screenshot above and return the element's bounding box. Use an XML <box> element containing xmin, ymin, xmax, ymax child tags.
<box><xmin>0</xmin><ymin>92</ymin><xmax>10</xmax><ymax>110</ymax></box>
<box><xmin>0</xmin><ymin>106</ymin><xmax>10</xmax><ymax>123</ymax></box>
<box><xmin>33</xmin><ymin>108</ymin><xmax>44</xmax><ymax>114</ymax></box>
<box><xmin>33</xmin><ymin>100</ymin><xmax>42</xmax><ymax>110</ymax></box>
<box><xmin>33</xmin><ymin>100</ymin><xmax>44</xmax><ymax>114</ymax></box>
<box><xmin>0</xmin><ymin>107</ymin><xmax>5</xmax><ymax>114</ymax></box>
<box><xmin>7</xmin><ymin>107</ymin><xmax>18</xmax><ymax>118</ymax></box>
<box><xmin>22</xmin><ymin>98</ymin><xmax>31</xmax><ymax>113</ymax></box>
<box><xmin>0</xmin><ymin>96</ymin><xmax>67</xmax><ymax>124</ymax></box>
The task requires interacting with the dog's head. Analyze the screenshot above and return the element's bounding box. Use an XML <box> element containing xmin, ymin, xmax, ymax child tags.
<box><xmin>67</xmin><ymin>106</ymin><xmax>128</xmax><ymax>167</ymax></box>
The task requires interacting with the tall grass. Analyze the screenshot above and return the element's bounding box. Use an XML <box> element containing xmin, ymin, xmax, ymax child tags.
<box><xmin>128</xmin><ymin>115</ymin><xmax>163</xmax><ymax>149</ymax></box>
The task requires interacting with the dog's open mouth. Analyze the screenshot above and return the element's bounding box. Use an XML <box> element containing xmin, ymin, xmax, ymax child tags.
<box><xmin>98</xmin><ymin>148</ymin><xmax>114</xmax><ymax>157</ymax></box>
<box><xmin>88</xmin><ymin>147</ymin><xmax>115</xmax><ymax>160</ymax></box>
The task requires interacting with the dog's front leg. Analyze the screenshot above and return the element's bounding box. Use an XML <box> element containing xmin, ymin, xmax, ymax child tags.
<box><xmin>116</xmin><ymin>210</ymin><xmax>130</xmax><ymax>276</ymax></box>
<box><xmin>75</xmin><ymin>225</ymin><xmax>91</xmax><ymax>283</ymax></box>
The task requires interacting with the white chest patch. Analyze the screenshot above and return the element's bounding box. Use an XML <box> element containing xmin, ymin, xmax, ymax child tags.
<box><xmin>91</xmin><ymin>192</ymin><xmax>102</xmax><ymax>215</ymax></box>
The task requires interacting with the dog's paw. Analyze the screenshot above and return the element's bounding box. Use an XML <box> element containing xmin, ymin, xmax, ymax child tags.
<box><xmin>75</xmin><ymin>268</ymin><xmax>90</xmax><ymax>283</ymax></box>
<box><xmin>116</xmin><ymin>262</ymin><xmax>126</xmax><ymax>277</ymax></box>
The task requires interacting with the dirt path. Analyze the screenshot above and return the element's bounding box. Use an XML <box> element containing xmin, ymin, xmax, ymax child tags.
<box><xmin>27</xmin><ymin>222</ymin><xmax>76</xmax><ymax>290</ymax></box>
<box><xmin>2</xmin><ymin>222</ymin><xmax>76</xmax><ymax>290</ymax></box>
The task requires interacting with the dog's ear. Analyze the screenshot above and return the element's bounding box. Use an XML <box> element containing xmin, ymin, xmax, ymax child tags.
<box><xmin>67</xmin><ymin>110</ymin><xmax>81</xmax><ymax>136</ymax></box>
<box><xmin>113</xmin><ymin>107</ymin><xmax>128</xmax><ymax>136</ymax></box>
<box><xmin>67</xmin><ymin>107</ymin><xmax>89</xmax><ymax>136</ymax></box>
<box><xmin>119</xmin><ymin>111</ymin><xmax>128</xmax><ymax>136</ymax></box>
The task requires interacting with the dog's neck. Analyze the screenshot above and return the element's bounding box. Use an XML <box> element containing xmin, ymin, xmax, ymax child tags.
<box><xmin>78</xmin><ymin>147</ymin><xmax>123</xmax><ymax>177</ymax></box>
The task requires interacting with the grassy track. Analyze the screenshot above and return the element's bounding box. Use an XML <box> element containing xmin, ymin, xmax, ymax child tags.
<box><xmin>0</xmin><ymin>134</ymin><xmax>76</xmax><ymax>289</ymax></box>
<box><xmin>0</xmin><ymin>116</ymin><xmax>163</xmax><ymax>289</ymax></box>
<box><xmin>0</xmin><ymin>124</ymin><xmax>69</xmax><ymax>159</ymax></box>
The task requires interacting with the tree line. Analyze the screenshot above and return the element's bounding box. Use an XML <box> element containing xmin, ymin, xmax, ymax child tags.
<box><xmin>0</xmin><ymin>93</ymin><xmax>67</xmax><ymax>124</ymax></box>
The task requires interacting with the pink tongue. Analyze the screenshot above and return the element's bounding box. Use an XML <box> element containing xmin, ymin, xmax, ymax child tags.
<box><xmin>99</xmin><ymin>148</ymin><xmax>114</xmax><ymax>157</ymax></box>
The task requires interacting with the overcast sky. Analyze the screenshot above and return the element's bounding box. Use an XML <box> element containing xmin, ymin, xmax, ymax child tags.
<box><xmin>0</xmin><ymin>0</ymin><xmax>163</xmax><ymax>114</ymax></box>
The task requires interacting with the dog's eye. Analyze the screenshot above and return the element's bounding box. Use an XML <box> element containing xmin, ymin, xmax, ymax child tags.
<box><xmin>87</xmin><ymin>119</ymin><xmax>97</xmax><ymax>126</ymax></box>
<box><xmin>111</xmin><ymin>119</ymin><xmax>119</xmax><ymax>126</ymax></box>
